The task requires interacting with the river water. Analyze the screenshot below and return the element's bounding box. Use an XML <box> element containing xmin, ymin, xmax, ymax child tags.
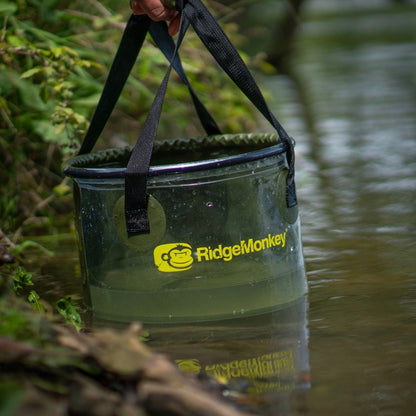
<box><xmin>261</xmin><ymin>2</ymin><xmax>416</xmax><ymax>415</ymax></box>
<box><xmin>35</xmin><ymin>1</ymin><xmax>415</xmax><ymax>415</ymax></box>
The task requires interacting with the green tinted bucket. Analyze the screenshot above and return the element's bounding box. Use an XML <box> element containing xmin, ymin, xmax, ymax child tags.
<box><xmin>63</xmin><ymin>2</ymin><xmax>307</xmax><ymax>323</ymax></box>
<box><xmin>64</xmin><ymin>134</ymin><xmax>307</xmax><ymax>323</ymax></box>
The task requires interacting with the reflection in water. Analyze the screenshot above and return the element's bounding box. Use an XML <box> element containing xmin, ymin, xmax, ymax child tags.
<box><xmin>148</xmin><ymin>296</ymin><xmax>310</xmax><ymax>416</ymax></box>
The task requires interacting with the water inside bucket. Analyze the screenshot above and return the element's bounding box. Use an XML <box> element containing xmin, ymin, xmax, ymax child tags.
<box><xmin>86</xmin><ymin>219</ymin><xmax>305</xmax><ymax>322</ymax></box>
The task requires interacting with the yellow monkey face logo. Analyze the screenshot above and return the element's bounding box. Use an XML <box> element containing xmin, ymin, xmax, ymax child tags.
<box><xmin>154</xmin><ymin>243</ymin><xmax>194</xmax><ymax>272</ymax></box>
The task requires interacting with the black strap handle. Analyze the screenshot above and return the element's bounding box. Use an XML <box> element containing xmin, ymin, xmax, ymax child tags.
<box><xmin>180</xmin><ymin>0</ymin><xmax>296</xmax><ymax>207</ymax></box>
<box><xmin>79</xmin><ymin>14</ymin><xmax>220</xmax><ymax>155</ymax></box>
<box><xmin>124</xmin><ymin>15</ymin><xmax>191</xmax><ymax>233</ymax></box>
<box><xmin>124</xmin><ymin>0</ymin><xmax>297</xmax><ymax>234</ymax></box>
<box><xmin>149</xmin><ymin>22</ymin><xmax>221</xmax><ymax>136</ymax></box>
<box><xmin>79</xmin><ymin>14</ymin><xmax>150</xmax><ymax>155</ymax></box>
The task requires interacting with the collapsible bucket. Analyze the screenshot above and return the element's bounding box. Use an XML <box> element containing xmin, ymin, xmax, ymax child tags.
<box><xmin>64</xmin><ymin>0</ymin><xmax>307</xmax><ymax>323</ymax></box>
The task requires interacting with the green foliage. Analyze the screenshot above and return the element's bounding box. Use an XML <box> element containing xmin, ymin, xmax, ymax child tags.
<box><xmin>140</xmin><ymin>329</ymin><xmax>151</xmax><ymax>342</ymax></box>
<box><xmin>0</xmin><ymin>1</ymin><xmax>97</xmax><ymax>154</ymax></box>
<box><xmin>55</xmin><ymin>296</ymin><xmax>83</xmax><ymax>331</ymax></box>
<box><xmin>11</xmin><ymin>266</ymin><xmax>33</xmax><ymax>295</ymax></box>
<box><xmin>10</xmin><ymin>266</ymin><xmax>46</xmax><ymax>314</ymax></box>
<box><xmin>0</xmin><ymin>302</ymin><xmax>40</xmax><ymax>341</ymax></box>
<box><xmin>27</xmin><ymin>290</ymin><xmax>45</xmax><ymax>312</ymax></box>
<box><xmin>0</xmin><ymin>273</ymin><xmax>45</xmax><ymax>343</ymax></box>
<box><xmin>0</xmin><ymin>381</ymin><xmax>24</xmax><ymax>416</ymax></box>
<box><xmin>1</xmin><ymin>264</ymin><xmax>83</xmax><ymax>331</ymax></box>
<box><xmin>0</xmin><ymin>194</ymin><xmax>18</xmax><ymax>232</ymax></box>
<box><xmin>0</xmin><ymin>0</ymin><xmax>109</xmax><ymax>235</ymax></box>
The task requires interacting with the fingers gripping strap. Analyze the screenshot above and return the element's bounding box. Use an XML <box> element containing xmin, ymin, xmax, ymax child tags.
<box><xmin>125</xmin><ymin>17</ymin><xmax>191</xmax><ymax>234</ymax></box>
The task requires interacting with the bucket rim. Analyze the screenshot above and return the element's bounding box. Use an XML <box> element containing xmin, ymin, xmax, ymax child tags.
<box><xmin>63</xmin><ymin>133</ymin><xmax>289</xmax><ymax>179</ymax></box>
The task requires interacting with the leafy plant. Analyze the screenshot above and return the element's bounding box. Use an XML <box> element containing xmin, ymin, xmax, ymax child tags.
<box><xmin>11</xmin><ymin>266</ymin><xmax>34</xmax><ymax>295</ymax></box>
<box><xmin>27</xmin><ymin>290</ymin><xmax>45</xmax><ymax>313</ymax></box>
<box><xmin>55</xmin><ymin>296</ymin><xmax>83</xmax><ymax>331</ymax></box>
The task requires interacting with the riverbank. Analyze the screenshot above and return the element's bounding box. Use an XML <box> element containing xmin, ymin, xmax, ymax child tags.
<box><xmin>0</xmin><ymin>274</ymin><xmax>255</xmax><ymax>416</ymax></box>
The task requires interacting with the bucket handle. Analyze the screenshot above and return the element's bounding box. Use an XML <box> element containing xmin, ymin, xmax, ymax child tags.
<box><xmin>78</xmin><ymin>14</ymin><xmax>221</xmax><ymax>155</ymax></box>
<box><xmin>182</xmin><ymin>0</ymin><xmax>296</xmax><ymax>206</ymax></box>
<box><xmin>125</xmin><ymin>13</ymin><xmax>191</xmax><ymax>234</ymax></box>
<box><xmin>125</xmin><ymin>0</ymin><xmax>297</xmax><ymax>234</ymax></box>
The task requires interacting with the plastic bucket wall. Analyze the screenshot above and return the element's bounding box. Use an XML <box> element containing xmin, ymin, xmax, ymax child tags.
<box><xmin>64</xmin><ymin>134</ymin><xmax>307</xmax><ymax>323</ymax></box>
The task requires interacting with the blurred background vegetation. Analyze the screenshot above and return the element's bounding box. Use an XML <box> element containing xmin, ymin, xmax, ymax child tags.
<box><xmin>0</xmin><ymin>0</ymin><xmax>280</xmax><ymax>248</ymax></box>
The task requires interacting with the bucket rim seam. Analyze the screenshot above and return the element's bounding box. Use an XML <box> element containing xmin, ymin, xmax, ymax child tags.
<box><xmin>64</xmin><ymin>133</ymin><xmax>288</xmax><ymax>179</ymax></box>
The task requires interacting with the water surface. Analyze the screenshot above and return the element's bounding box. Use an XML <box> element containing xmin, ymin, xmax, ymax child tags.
<box><xmin>268</xmin><ymin>2</ymin><xmax>416</xmax><ymax>415</ymax></box>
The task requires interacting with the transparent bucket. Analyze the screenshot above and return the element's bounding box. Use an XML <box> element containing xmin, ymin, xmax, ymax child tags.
<box><xmin>64</xmin><ymin>133</ymin><xmax>307</xmax><ymax>323</ymax></box>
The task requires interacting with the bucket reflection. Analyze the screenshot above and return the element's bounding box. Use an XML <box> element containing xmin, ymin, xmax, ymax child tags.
<box><xmin>147</xmin><ymin>295</ymin><xmax>310</xmax><ymax>414</ymax></box>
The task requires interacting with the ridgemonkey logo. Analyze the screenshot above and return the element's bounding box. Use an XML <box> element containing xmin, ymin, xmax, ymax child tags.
<box><xmin>154</xmin><ymin>229</ymin><xmax>288</xmax><ymax>273</ymax></box>
<box><xmin>154</xmin><ymin>243</ymin><xmax>194</xmax><ymax>272</ymax></box>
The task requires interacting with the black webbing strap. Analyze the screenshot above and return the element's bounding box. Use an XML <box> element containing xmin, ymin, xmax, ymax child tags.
<box><xmin>180</xmin><ymin>0</ymin><xmax>297</xmax><ymax>208</ymax></box>
<box><xmin>124</xmin><ymin>0</ymin><xmax>297</xmax><ymax>235</ymax></box>
<box><xmin>79</xmin><ymin>14</ymin><xmax>150</xmax><ymax>155</ymax></box>
<box><xmin>79</xmin><ymin>14</ymin><xmax>220</xmax><ymax>156</ymax></box>
<box><xmin>149</xmin><ymin>22</ymin><xmax>221</xmax><ymax>136</ymax></box>
<box><xmin>124</xmin><ymin>16</ymin><xmax>191</xmax><ymax>234</ymax></box>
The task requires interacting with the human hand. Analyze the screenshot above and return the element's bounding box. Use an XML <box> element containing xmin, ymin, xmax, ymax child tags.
<box><xmin>131</xmin><ymin>0</ymin><xmax>181</xmax><ymax>36</ymax></box>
